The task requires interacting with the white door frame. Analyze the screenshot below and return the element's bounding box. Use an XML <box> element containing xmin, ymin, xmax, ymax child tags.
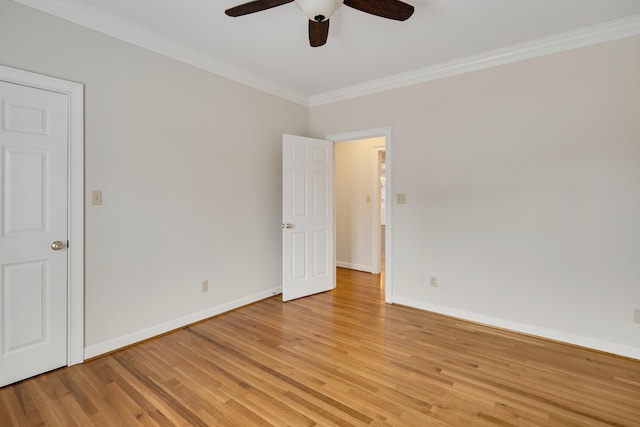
<box><xmin>0</xmin><ymin>65</ymin><xmax>84</xmax><ymax>365</ymax></box>
<box><xmin>326</xmin><ymin>127</ymin><xmax>393</xmax><ymax>303</ymax></box>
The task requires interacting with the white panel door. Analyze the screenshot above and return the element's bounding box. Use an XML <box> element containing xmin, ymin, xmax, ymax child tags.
<box><xmin>282</xmin><ymin>134</ymin><xmax>334</xmax><ymax>301</ymax></box>
<box><xmin>0</xmin><ymin>80</ymin><xmax>68</xmax><ymax>387</ymax></box>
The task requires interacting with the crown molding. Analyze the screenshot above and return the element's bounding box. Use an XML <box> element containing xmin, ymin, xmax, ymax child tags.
<box><xmin>309</xmin><ymin>14</ymin><xmax>640</xmax><ymax>107</ymax></box>
<box><xmin>12</xmin><ymin>0</ymin><xmax>310</xmax><ymax>106</ymax></box>
<box><xmin>12</xmin><ymin>1</ymin><xmax>640</xmax><ymax>108</ymax></box>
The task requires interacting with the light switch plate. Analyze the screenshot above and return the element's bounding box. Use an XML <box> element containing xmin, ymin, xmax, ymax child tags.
<box><xmin>91</xmin><ymin>190</ymin><xmax>102</xmax><ymax>206</ymax></box>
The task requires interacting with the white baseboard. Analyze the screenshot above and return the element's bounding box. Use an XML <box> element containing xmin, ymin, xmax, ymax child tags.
<box><xmin>84</xmin><ymin>290</ymin><xmax>640</xmax><ymax>361</ymax></box>
<box><xmin>336</xmin><ymin>261</ymin><xmax>373</xmax><ymax>272</ymax></box>
<box><xmin>392</xmin><ymin>296</ymin><xmax>640</xmax><ymax>361</ymax></box>
<box><xmin>84</xmin><ymin>287</ymin><xmax>280</xmax><ymax>359</ymax></box>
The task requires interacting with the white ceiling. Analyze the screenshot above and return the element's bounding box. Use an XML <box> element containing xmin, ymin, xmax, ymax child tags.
<box><xmin>14</xmin><ymin>0</ymin><xmax>640</xmax><ymax>105</ymax></box>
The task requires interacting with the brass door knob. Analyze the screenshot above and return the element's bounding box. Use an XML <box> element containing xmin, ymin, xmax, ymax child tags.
<box><xmin>51</xmin><ymin>241</ymin><xmax>65</xmax><ymax>250</ymax></box>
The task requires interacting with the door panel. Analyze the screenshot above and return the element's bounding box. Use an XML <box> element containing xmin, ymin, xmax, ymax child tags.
<box><xmin>282</xmin><ymin>135</ymin><xmax>334</xmax><ymax>301</ymax></box>
<box><xmin>0</xmin><ymin>80</ymin><xmax>68</xmax><ymax>387</ymax></box>
<box><xmin>4</xmin><ymin>148</ymin><xmax>48</xmax><ymax>234</ymax></box>
<box><xmin>4</xmin><ymin>261</ymin><xmax>47</xmax><ymax>350</ymax></box>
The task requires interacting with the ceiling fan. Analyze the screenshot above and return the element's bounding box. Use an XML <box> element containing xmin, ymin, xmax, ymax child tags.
<box><xmin>225</xmin><ymin>0</ymin><xmax>415</xmax><ymax>47</ymax></box>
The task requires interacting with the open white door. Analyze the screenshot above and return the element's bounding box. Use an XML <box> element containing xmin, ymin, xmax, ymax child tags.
<box><xmin>282</xmin><ymin>134</ymin><xmax>335</xmax><ymax>301</ymax></box>
<box><xmin>0</xmin><ymin>80</ymin><xmax>69</xmax><ymax>386</ymax></box>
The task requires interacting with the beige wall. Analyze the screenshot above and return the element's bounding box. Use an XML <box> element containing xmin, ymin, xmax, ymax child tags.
<box><xmin>310</xmin><ymin>36</ymin><xmax>640</xmax><ymax>358</ymax></box>
<box><xmin>0</xmin><ymin>0</ymin><xmax>308</xmax><ymax>356</ymax></box>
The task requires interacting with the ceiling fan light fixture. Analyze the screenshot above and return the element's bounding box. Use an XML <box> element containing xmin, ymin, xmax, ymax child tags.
<box><xmin>294</xmin><ymin>0</ymin><xmax>343</xmax><ymax>22</ymax></box>
<box><xmin>225</xmin><ymin>0</ymin><xmax>414</xmax><ymax>47</ymax></box>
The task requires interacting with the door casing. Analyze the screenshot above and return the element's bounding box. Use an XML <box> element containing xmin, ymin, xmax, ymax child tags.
<box><xmin>0</xmin><ymin>65</ymin><xmax>84</xmax><ymax>365</ymax></box>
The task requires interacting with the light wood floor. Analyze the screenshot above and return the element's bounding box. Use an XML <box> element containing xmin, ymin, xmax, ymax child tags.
<box><xmin>2</xmin><ymin>268</ymin><xmax>640</xmax><ymax>426</ymax></box>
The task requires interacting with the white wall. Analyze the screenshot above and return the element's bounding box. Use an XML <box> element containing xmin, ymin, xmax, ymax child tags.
<box><xmin>310</xmin><ymin>36</ymin><xmax>640</xmax><ymax>358</ymax></box>
<box><xmin>0</xmin><ymin>0</ymin><xmax>308</xmax><ymax>356</ymax></box>
<box><xmin>335</xmin><ymin>137</ymin><xmax>384</xmax><ymax>272</ymax></box>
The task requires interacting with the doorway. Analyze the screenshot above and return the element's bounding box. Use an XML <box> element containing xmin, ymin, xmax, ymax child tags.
<box><xmin>335</xmin><ymin>137</ymin><xmax>385</xmax><ymax>274</ymax></box>
<box><xmin>327</xmin><ymin>127</ymin><xmax>392</xmax><ymax>302</ymax></box>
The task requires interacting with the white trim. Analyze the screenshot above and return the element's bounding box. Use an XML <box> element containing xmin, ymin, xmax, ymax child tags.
<box><xmin>326</xmin><ymin>127</ymin><xmax>393</xmax><ymax>303</ymax></box>
<box><xmin>12</xmin><ymin>1</ymin><xmax>640</xmax><ymax>108</ymax></box>
<box><xmin>309</xmin><ymin>15</ymin><xmax>640</xmax><ymax>107</ymax></box>
<box><xmin>84</xmin><ymin>287</ymin><xmax>279</xmax><ymax>359</ymax></box>
<box><xmin>336</xmin><ymin>261</ymin><xmax>373</xmax><ymax>273</ymax></box>
<box><xmin>0</xmin><ymin>64</ymin><xmax>84</xmax><ymax>366</ymax></box>
<box><xmin>12</xmin><ymin>0</ymin><xmax>308</xmax><ymax>106</ymax></box>
<box><xmin>393</xmin><ymin>296</ymin><xmax>640</xmax><ymax>361</ymax></box>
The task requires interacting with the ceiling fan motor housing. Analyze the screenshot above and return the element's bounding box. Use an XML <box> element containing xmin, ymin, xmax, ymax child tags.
<box><xmin>295</xmin><ymin>0</ymin><xmax>343</xmax><ymax>22</ymax></box>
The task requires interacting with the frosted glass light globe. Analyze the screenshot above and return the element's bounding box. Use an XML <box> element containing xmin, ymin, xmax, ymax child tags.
<box><xmin>294</xmin><ymin>0</ymin><xmax>343</xmax><ymax>22</ymax></box>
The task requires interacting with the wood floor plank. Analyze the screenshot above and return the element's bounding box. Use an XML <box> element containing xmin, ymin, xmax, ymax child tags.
<box><xmin>1</xmin><ymin>267</ymin><xmax>639</xmax><ymax>426</ymax></box>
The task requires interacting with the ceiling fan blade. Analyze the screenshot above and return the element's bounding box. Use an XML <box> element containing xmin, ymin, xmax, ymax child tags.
<box><xmin>309</xmin><ymin>19</ymin><xmax>330</xmax><ymax>47</ymax></box>
<box><xmin>225</xmin><ymin>0</ymin><xmax>293</xmax><ymax>17</ymax></box>
<box><xmin>344</xmin><ymin>0</ymin><xmax>414</xmax><ymax>21</ymax></box>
